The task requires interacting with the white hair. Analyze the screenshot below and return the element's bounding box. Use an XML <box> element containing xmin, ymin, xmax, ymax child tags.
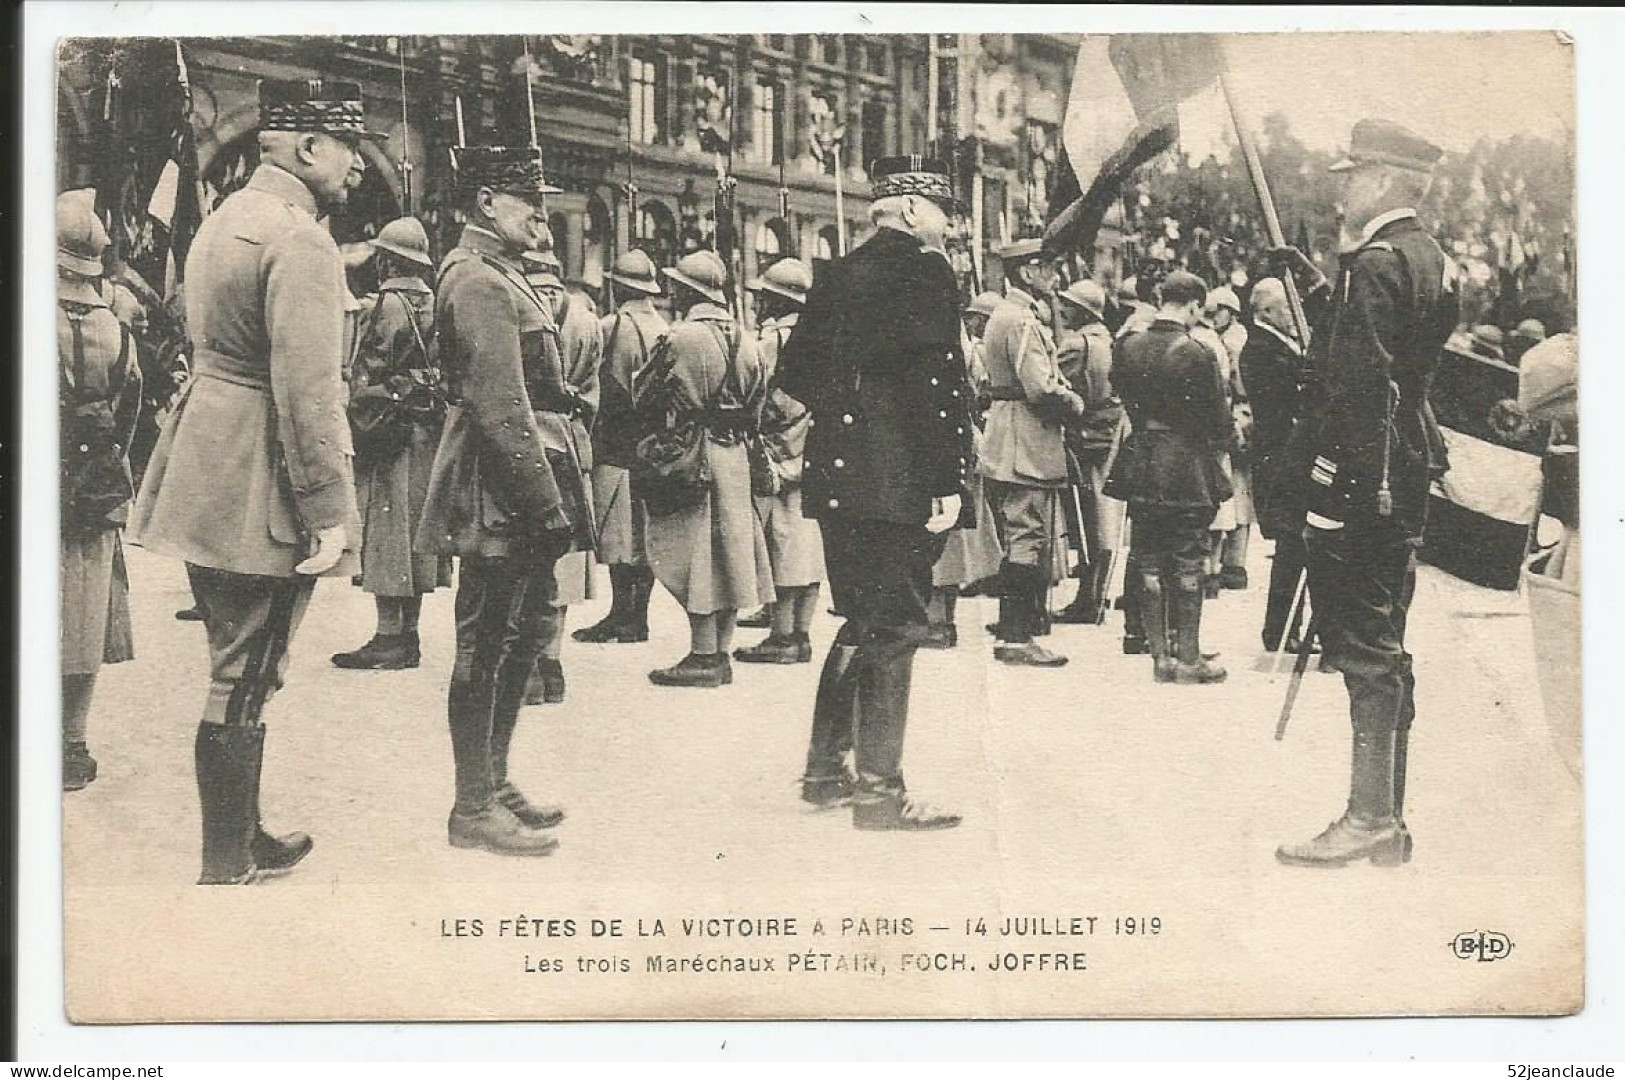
<box><xmin>868</xmin><ymin>195</ymin><xmax>912</xmax><ymax>226</ymax></box>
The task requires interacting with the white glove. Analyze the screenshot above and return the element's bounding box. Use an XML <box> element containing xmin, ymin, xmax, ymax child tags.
<box><xmin>295</xmin><ymin>525</ymin><xmax>348</xmax><ymax>575</ymax></box>
<box><xmin>926</xmin><ymin>494</ymin><xmax>962</xmax><ymax>534</ymax></box>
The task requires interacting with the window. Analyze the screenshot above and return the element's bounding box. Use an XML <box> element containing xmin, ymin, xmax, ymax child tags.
<box><xmin>627</xmin><ymin>53</ymin><xmax>663</xmax><ymax>144</ymax></box>
<box><xmin>821</xmin><ymin>35</ymin><xmax>841</xmax><ymax>66</ymax></box>
<box><xmin>751</xmin><ymin>80</ymin><xmax>780</xmax><ymax>165</ymax></box>
<box><xmin>867</xmin><ymin>42</ymin><xmax>888</xmax><ymax>75</ymax></box>
<box><xmin>754</xmin><ymin>220</ymin><xmax>784</xmax><ymax>265</ymax></box>
<box><xmin>768</xmin><ymin>34</ymin><xmax>786</xmax><ymax>52</ymax></box>
<box><xmin>861</xmin><ymin>100</ymin><xmax>887</xmax><ymax>174</ymax></box>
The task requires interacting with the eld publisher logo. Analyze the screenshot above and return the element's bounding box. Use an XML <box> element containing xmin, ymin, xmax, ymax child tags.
<box><xmin>1449</xmin><ymin>930</ymin><xmax>1515</xmax><ymax>962</ymax></box>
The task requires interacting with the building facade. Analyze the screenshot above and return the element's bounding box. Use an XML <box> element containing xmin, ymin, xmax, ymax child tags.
<box><xmin>58</xmin><ymin>33</ymin><xmax>1087</xmax><ymax>304</ymax></box>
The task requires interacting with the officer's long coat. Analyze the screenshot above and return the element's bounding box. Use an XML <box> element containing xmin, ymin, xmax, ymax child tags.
<box><xmin>777</xmin><ymin>227</ymin><xmax>975</xmax><ymax>527</ymax></box>
<box><xmin>349</xmin><ymin>276</ymin><xmax>452</xmax><ymax>596</ymax></box>
<box><xmin>1239</xmin><ymin>321</ymin><xmax>1308</xmax><ymax>540</ymax></box>
<box><xmin>635</xmin><ymin>302</ymin><xmax>775</xmax><ymax>614</ymax></box>
<box><xmin>589</xmin><ymin>301</ymin><xmax>668</xmax><ymax>566</ymax></box>
<box><xmin>980</xmin><ymin>286</ymin><xmax>1074</xmax><ymax>487</ymax></box>
<box><xmin>416</xmin><ymin>225</ymin><xmax>576</xmax><ymax>559</ymax></box>
<box><xmin>131</xmin><ymin>164</ymin><xmax>360</xmax><ymax>579</ymax></box>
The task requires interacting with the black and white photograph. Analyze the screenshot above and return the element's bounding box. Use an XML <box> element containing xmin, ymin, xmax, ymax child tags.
<box><xmin>21</xmin><ymin>3</ymin><xmax>1598</xmax><ymax>1036</ymax></box>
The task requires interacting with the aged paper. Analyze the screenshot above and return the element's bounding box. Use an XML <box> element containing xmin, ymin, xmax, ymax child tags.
<box><xmin>54</xmin><ymin>23</ymin><xmax>1581</xmax><ymax>1021</ymax></box>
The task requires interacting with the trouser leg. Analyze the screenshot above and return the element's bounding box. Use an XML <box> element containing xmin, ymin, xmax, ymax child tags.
<box><xmin>794</xmin><ymin>583</ymin><xmax>821</xmax><ymax>634</ymax></box>
<box><xmin>401</xmin><ymin>595</ymin><xmax>423</xmax><ymax>634</ymax></box>
<box><xmin>1223</xmin><ymin>525</ymin><xmax>1251</xmax><ymax>570</ymax></box>
<box><xmin>1263</xmin><ymin>531</ymin><xmax>1307</xmax><ymax>650</ymax></box>
<box><xmin>376</xmin><ymin>595</ymin><xmax>406</xmax><ymax>636</ymax></box>
<box><xmin>805</xmin><ymin>625</ymin><xmax>861</xmax><ymax>780</ymax></box>
<box><xmin>772</xmin><ymin>588</ymin><xmax>799</xmax><ymax>638</ymax></box>
<box><xmin>488</xmin><ymin>549</ymin><xmax>566</xmax><ymax>790</ymax></box>
<box><xmin>62</xmin><ymin>671</ymin><xmax>97</xmax><ymax>744</ymax></box>
<box><xmin>690</xmin><ymin>611</ymin><xmax>719</xmax><ymax>654</ymax></box>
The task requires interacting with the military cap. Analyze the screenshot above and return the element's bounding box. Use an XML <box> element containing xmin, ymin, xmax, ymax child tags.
<box><xmin>1329</xmin><ymin>119</ymin><xmax>1443</xmax><ymax>174</ymax></box>
<box><xmin>1056</xmin><ymin>279</ymin><xmax>1107</xmax><ymax>319</ymax></box>
<box><xmin>259</xmin><ymin>77</ymin><xmax>386</xmax><ymax>141</ymax></box>
<box><xmin>453</xmin><ymin>144</ymin><xmax>562</xmax><ymax>199</ymax></box>
<box><xmin>663</xmin><ymin>249</ymin><xmax>729</xmax><ymax>305</ymax></box>
<box><xmin>1205</xmin><ymin>286</ymin><xmax>1242</xmax><ymax>314</ymax></box>
<box><xmin>750</xmin><ymin>257</ymin><xmax>813</xmax><ymax>305</ymax></box>
<box><xmin>373</xmin><ymin>216</ymin><xmax>433</xmax><ymax>267</ymax></box>
<box><xmin>1513</xmin><ymin>318</ymin><xmax>1548</xmax><ymax>343</ymax></box>
<box><xmin>870</xmin><ymin>154</ymin><xmax>961</xmax><ymax>213</ymax></box>
<box><xmin>996</xmin><ymin>237</ymin><xmax>1047</xmax><ymax>264</ymax></box>
<box><xmin>968</xmin><ymin>291</ymin><xmax>1003</xmax><ymax>317</ymax></box>
<box><xmin>609</xmin><ymin>249</ymin><xmax>663</xmax><ymax>295</ymax></box>
<box><xmin>56</xmin><ymin>189</ymin><xmax>108</xmax><ymax>278</ymax></box>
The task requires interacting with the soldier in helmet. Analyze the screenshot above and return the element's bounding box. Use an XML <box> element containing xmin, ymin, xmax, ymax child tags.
<box><xmin>519</xmin><ymin>247</ymin><xmax>602</xmax><ymax>706</ymax></box>
<box><xmin>1105</xmin><ymin>270</ymin><xmax>1233</xmax><ymax>686</ymax></box>
<box><xmin>1052</xmin><ymin>278</ymin><xmax>1125</xmax><ymax>624</ymax></box>
<box><xmin>574</xmin><ymin>249</ymin><xmax>667</xmax><ymax>645</ymax></box>
<box><xmin>1507</xmin><ymin>318</ymin><xmax>1547</xmax><ymax>366</ymax></box>
<box><xmin>1204</xmin><ymin>284</ymin><xmax>1255</xmax><ymax>595</ymax></box>
<box><xmin>331</xmin><ymin>215</ymin><xmax>450</xmax><ymax>671</ymax></box>
<box><xmin>1270</xmin><ymin>119</ymin><xmax>1459</xmax><ymax>867</ymax></box>
<box><xmin>58</xmin><ymin>189</ymin><xmax>142</xmax><ymax>792</ymax></box>
<box><xmin>734</xmin><ymin>257</ymin><xmax>826</xmax><ymax>665</ymax></box>
<box><xmin>634</xmin><ymin>249</ymin><xmax>775</xmax><ymax>688</ymax></box>
<box><xmin>415</xmin><ymin>144</ymin><xmax>580</xmax><ymax>858</ymax></box>
<box><xmin>777</xmin><ymin>155</ymin><xmax>975</xmax><ymax>830</ymax></box>
<box><xmin>130</xmin><ymin>78</ymin><xmax>381</xmax><ymax>883</ymax></box>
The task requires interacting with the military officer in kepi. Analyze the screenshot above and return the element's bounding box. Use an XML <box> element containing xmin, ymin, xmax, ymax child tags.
<box><xmin>734</xmin><ymin>257</ymin><xmax>826</xmax><ymax>665</ymax></box>
<box><xmin>331</xmin><ymin>215</ymin><xmax>450</xmax><ymax>671</ymax></box>
<box><xmin>573</xmin><ymin>250</ymin><xmax>668</xmax><ymax>645</ymax></box>
<box><xmin>1271</xmin><ymin>119</ymin><xmax>1458</xmax><ymax>867</ymax></box>
<box><xmin>1105</xmin><ymin>270</ymin><xmax>1233</xmax><ymax>686</ymax></box>
<box><xmin>634</xmin><ymin>250</ymin><xmax>776</xmax><ymax>688</ymax></box>
<box><xmin>520</xmin><ymin>247</ymin><xmax>603</xmax><ymax>706</ymax></box>
<box><xmin>980</xmin><ymin>238</ymin><xmax>1086</xmax><ymax>668</ymax></box>
<box><xmin>777</xmin><ymin>155</ymin><xmax>975</xmax><ymax>831</ymax></box>
<box><xmin>415</xmin><ymin>144</ymin><xmax>581</xmax><ymax>858</ymax></box>
<box><xmin>130</xmin><ymin>78</ymin><xmax>380</xmax><ymax>883</ymax></box>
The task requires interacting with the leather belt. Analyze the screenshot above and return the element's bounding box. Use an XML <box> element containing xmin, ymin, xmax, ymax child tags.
<box><xmin>192</xmin><ymin>348</ymin><xmax>271</xmax><ymax>391</ymax></box>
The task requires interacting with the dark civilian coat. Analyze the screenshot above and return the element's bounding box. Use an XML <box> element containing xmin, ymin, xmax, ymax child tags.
<box><xmin>1238</xmin><ymin>321</ymin><xmax>1309</xmax><ymax>539</ymax></box>
<box><xmin>777</xmin><ymin>227</ymin><xmax>975</xmax><ymax>527</ymax></box>
<box><xmin>1105</xmin><ymin>316</ymin><xmax>1233</xmax><ymax>511</ymax></box>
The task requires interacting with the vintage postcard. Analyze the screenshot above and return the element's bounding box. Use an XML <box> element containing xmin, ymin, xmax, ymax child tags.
<box><xmin>51</xmin><ymin>18</ymin><xmax>1580</xmax><ymax>1021</ymax></box>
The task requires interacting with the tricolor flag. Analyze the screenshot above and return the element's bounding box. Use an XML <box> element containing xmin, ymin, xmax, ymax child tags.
<box><xmin>1044</xmin><ymin>34</ymin><xmax>1223</xmax><ymax>255</ymax></box>
<box><xmin>1420</xmin><ymin>343</ymin><xmax>1547</xmax><ymax>591</ymax></box>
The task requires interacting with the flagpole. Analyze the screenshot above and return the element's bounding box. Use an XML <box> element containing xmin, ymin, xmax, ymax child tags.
<box><xmin>833</xmin><ymin>137</ymin><xmax>847</xmax><ymax>256</ymax></box>
<box><xmin>523</xmin><ymin>38</ymin><xmax>539</xmax><ymax>148</ymax></box>
<box><xmin>1216</xmin><ymin>68</ymin><xmax>1311</xmax><ymax>347</ymax></box>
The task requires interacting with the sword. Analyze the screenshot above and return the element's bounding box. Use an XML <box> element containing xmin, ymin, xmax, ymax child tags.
<box><xmin>1274</xmin><ymin>611</ymin><xmax>1321</xmax><ymax>741</ymax></box>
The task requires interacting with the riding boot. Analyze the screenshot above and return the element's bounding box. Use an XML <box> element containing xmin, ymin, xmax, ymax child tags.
<box><xmin>802</xmin><ymin>642</ymin><xmax>860</xmax><ymax>808</ymax></box>
<box><xmin>1139</xmin><ymin>569</ymin><xmax>1176</xmax><ymax>683</ymax></box>
<box><xmin>1171</xmin><ymin>578</ymin><xmax>1227</xmax><ymax>684</ymax></box>
<box><xmin>1276</xmin><ymin>725</ymin><xmax>1406</xmax><ymax>866</ymax></box>
<box><xmin>1121</xmin><ymin>556</ymin><xmax>1148</xmax><ymax>654</ymax></box>
<box><xmin>195</xmin><ymin>723</ymin><xmax>263</xmax><ymax>885</ymax></box>
<box><xmin>573</xmin><ymin>565</ymin><xmax>633</xmax><ymax>643</ymax></box>
<box><xmin>245</xmin><ymin>727</ymin><xmax>313</xmax><ymax>877</ymax></box>
<box><xmin>991</xmin><ymin>561</ymin><xmax>1024</xmax><ymax>641</ymax></box>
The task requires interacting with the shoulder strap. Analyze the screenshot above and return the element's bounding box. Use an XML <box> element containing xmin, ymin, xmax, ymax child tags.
<box><xmin>391</xmin><ymin>290</ymin><xmax>432</xmax><ymax>365</ymax></box>
<box><xmin>556</xmin><ymin>291</ymin><xmax>573</xmax><ymax>330</ymax></box>
<box><xmin>59</xmin><ymin>306</ymin><xmax>129</xmax><ymax>403</ymax></box>
<box><xmin>477</xmin><ymin>252</ymin><xmax>552</xmax><ymax>319</ymax></box>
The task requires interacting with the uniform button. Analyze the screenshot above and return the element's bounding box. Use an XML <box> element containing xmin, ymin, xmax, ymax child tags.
<box><xmin>951</xmin><ymin>389</ymin><xmax>960</xmax><ymax>397</ymax></box>
<box><xmin>79</xmin><ymin>444</ymin><xmax>88</xmax><ymax>453</ymax></box>
<box><xmin>843</xmin><ymin>414</ymin><xmax>854</xmax><ymax>425</ymax></box>
<box><xmin>829</xmin><ymin>498</ymin><xmax>840</xmax><ymax>508</ymax></box>
<box><xmin>930</xmin><ymin>377</ymin><xmax>939</xmax><ymax>386</ymax></box>
<box><xmin>513</xmin><ymin>398</ymin><xmax>523</xmax><ymax>406</ymax></box>
<box><xmin>939</xmin><ymin>410</ymin><xmax>947</xmax><ymax>419</ymax></box>
<box><xmin>834</xmin><ymin>458</ymin><xmax>845</xmax><ymax>468</ymax></box>
<box><xmin>956</xmin><ymin>426</ymin><xmax>965</xmax><ymax>435</ymax></box>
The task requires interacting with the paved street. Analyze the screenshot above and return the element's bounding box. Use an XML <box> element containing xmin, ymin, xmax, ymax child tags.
<box><xmin>62</xmin><ymin>537</ymin><xmax>1583</xmax><ymax>1020</ymax></box>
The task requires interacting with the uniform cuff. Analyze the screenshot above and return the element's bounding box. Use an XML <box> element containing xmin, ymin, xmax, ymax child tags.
<box><xmin>296</xmin><ymin>477</ymin><xmax>358</xmax><ymax>534</ymax></box>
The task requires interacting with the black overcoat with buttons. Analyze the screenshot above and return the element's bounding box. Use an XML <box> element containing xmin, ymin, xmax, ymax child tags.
<box><xmin>777</xmin><ymin>227</ymin><xmax>977</xmax><ymax>528</ymax></box>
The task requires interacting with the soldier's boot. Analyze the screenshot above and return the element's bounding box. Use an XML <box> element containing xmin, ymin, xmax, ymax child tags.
<box><xmin>524</xmin><ymin>658</ymin><xmax>566</xmax><ymax>706</ymax></box>
<box><xmin>733</xmin><ymin>634</ymin><xmax>804</xmax><ymax>664</ymax></box>
<box><xmin>331</xmin><ymin>634</ymin><xmax>418</xmax><ymax>670</ymax></box>
<box><xmin>1171</xmin><ymin>578</ymin><xmax>1227</xmax><ymax>684</ymax></box>
<box><xmin>988</xmin><ymin>561</ymin><xmax>1023</xmax><ymax>639</ymax></box>
<box><xmin>802</xmin><ymin>642</ymin><xmax>861</xmax><ymax>808</ymax></box>
<box><xmin>648</xmin><ymin>652</ymin><xmax>729</xmax><ymax>688</ymax></box>
<box><xmin>1121</xmin><ymin>558</ymin><xmax>1149</xmax><ymax>654</ymax></box>
<box><xmin>447</xmin><ymin>686</ymin><xmax>558</xmax><ymax>857</ymax></box>
<box><xmin>1053</xmin><ymin>570</ymin><xmax>1096</xmax><ymax>624</ymax></box>
<box><xmin>1220</xmin><ymin>526</ymin><xmax>1251</xmax><ymax>590</ymax></box>
<box><xmin>243</xmin><ymin>726</ymin><xmax>312</xmax><ymax>877</ymax></box>
<box><xmin>849</xmin><ymin>643</ymin><xmax>961</xmax><ymax>831</ymax></box>
<box><xmin>574</xmin><ymin>565</ymin><xmax>636</xmax><ymax>643</ymax></box>
<box><xmin>621</xmin><ymin>568</ymin><xmax>654</xmax><ymax>642</ymax></box>
<box><xmin>852</xmin><ymin>777</ymin><xmax>963</xmax><ymax>832</ymax></box>
<box><xmin>1276</xmin><ymin>726</ymin><xmax>1407</xmax><ymax>867</ymax></box>
<box><xmin>486</xmin><ymin>688</ymin><xmax>566</xmax><ymax>831</ymax></box>
<box><xmin>63</xmin><ymin>741</ymin><xmax>98</xmax><ymax>793</ymax></box>
<box><xmin>1137</xmin><ymin>570</ymin><xmax>1177</xmax><ymax>683</ymax></box>
<box><xmin>194</xmin><ymin>723</ymin><xmax>264</xmax><ymax>885</ymax></box>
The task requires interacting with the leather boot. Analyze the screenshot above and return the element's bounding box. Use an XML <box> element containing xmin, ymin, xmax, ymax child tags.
<box><xmin>803</xmin><ymin>643</ymin><xmax>860</xmax><ymax>807</ymax></box>
<box><xmin>573</xmin><ymin>565</ymin><xmax>632</xmax><ymax>643</ymax></box>
<box><xmin>63</xmin><ymin>741</ymin><xmax>98</xmax><ymax>792</ymax></box>
<box><xmin>448</xmin><ymin>802</ymin><xmax>560</xmax><ymax>856</ymax></box>
<box><xmin>852</xmin><ymin>774</ymin><xmax>962</xmax><ymax>831</ymax></box>
<box><xmin>1138</xmin><ymin>570</ymin><xmax>1176</xmax><ymax>683</ymax></box>
<box><xmin>991</xmin><ymin>562</ymin><xmax>1024</xmax><ymax>641</ymax></box>
<box><xmin>525</xmin><ymin>658</ymin><xmax>566</xmax><ymax>705</ymax></box>
<box><xmin>1121</xmin><ymin>558</ymin><xmax>1148</xmax><ymax>653</ymax></box>
<box><xmin>649</xmin><ymin>652</ymin><xmax>728</xmax><ymax>688</ymax></box>
<box><xmin>1171</xmin><ymin>581</ymin><xmax>1227</xmax><ymax>684</ymax></box>
<box><xmin>733</xmin><ymin>634</ymin><xmax>804</xmax><ymax>664</ymax></box>
<box><xmin>1276</xmin><ymin>726</ymin><xmax>1407</xmax><ymax>867</ymax></box>
<box><xmin>331</xmin><ymin>633</ymin><xmax>419</xmax><ymax>670</ymax></box>
<box><xmin>1053</xmin><ymin>570</ymin><xmax>1096</xmax><ymax>624</ymax></box>
<box><xmin>195</xmin><ymin>723</ymin><xmax>263</xmax><ymax>885</ymax></box>
<box><xmin>496</xmin><ymin>783</ymin><xmax>566</xmax><ymax>830</ymax></box>
<box><xmin>622</xmin><ymin>568</ymin><xmax>654</xmax><ymax>642</ymax></box>
<box><xmin>243</xmin><ymin>726</ymin><xmax>312</xmax><ymax>877</ymax></box>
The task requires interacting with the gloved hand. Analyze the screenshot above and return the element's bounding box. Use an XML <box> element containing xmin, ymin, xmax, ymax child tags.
<box><xmin>1266</xmin><ymin>245</ymin><xmax>1327</xmax><ymax>291</ymax></box>
<box><xmin>927</xmin><ymin>494</ymin><xmax>962</xmax><ymax>534</ymax></box>
<box><xmin>295</xmin><ymin>525</ymin><xmax>348</xmax><ymax>575</ymax></box>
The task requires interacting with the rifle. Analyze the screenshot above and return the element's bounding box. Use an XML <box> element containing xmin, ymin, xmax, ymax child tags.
<box><xmin>396</xmin><ymin>41</ymin><xmax>413</xmax><ymax>212</ymax></box>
